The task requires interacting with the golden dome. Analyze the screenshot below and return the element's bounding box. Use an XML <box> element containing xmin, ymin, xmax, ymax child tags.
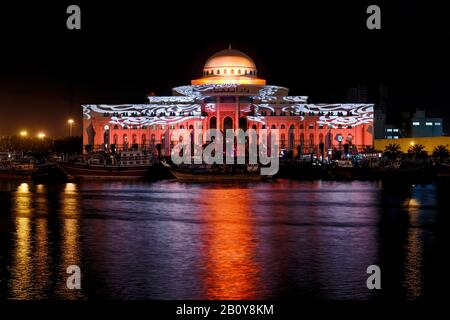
<box><xmin>192</xmin><ymin>46</ymin><xmax>266</xmax><ymax>85</ymax></box>
<box><xmin>204</xmin><ymin>47</ymin><xmax>256</xmax><ymax>73</ymax></box>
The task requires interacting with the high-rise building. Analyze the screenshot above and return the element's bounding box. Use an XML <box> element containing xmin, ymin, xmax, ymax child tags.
<box><xmin>347</xmin><ymin>85</ymin><xmax>367</xmax><ymax>103</ymax></box>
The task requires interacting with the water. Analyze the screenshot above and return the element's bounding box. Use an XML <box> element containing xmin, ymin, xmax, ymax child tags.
<box><xmin>0</xmin><ymin>179</ymin><xmax>447</xmax><ymax>300</ymax></box>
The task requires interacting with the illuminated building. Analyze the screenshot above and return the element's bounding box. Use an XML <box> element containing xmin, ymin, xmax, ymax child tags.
<box><xmin>83</xmin><ymin>47</ymin><xmax>374</xmax><ymax>156</ymax></box>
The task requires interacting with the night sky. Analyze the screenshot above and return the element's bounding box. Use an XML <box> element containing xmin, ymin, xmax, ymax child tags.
<box><xmin>0</xmin><ymin>1</ymin><xmax>448</xmax><ymax>137</ymax></box>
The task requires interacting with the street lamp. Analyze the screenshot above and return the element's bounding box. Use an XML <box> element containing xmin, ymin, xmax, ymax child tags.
<box><xmin>20</xmin><ymin>130</ymin><xmax>28</xmax><ymax>137</ymax></box>
<box><xmin>68</xmin><ymin>119</ymin><xmax>75</xmax><ymax>137</ymax></box>
<box><xmin>37</xmin><ymin>132</ymin><xmax>46</xmax><ymax>139</ymax></box>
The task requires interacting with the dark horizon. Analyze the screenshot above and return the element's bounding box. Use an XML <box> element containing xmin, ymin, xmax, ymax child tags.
<box><xmin>1</xmin><ymin>1</ymin><xmax>449</xmax><ymax>137</ymax></box>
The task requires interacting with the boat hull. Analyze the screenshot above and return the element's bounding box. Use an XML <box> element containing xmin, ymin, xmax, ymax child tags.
<box><xmin>0</xmin><ymin>171</ymin><xmax>34</xmax><ymax>179</ymax></box>
<box><xmin>161</xmin><ymin>161</ymin><xmax>270</xmax><ymax>182</ymax></box>
<box><xmin>57</xmin><ymin>162</ymin><xmax>151</xmax><ymax>179</ymax></box>
<box><xmin>169</xmin><ymin>169</ymin><xmax>265</xmax><ymax>182</ymax></box>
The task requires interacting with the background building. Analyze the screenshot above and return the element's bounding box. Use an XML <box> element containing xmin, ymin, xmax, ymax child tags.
<box><xmin>401</xmin><ymin>109</ymin><xmax>444</xmax><ymax>137</ymax></box>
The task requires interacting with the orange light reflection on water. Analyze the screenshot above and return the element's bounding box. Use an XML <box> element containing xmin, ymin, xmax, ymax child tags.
<box><xmin>200</xmin><ymin>187</ymin><xmax>263</xmax><ymax>300</ymax></box>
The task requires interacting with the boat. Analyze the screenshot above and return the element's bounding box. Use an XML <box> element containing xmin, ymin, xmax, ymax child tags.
<box><xmin>161</xmin><ymin>160</ymin><xmax>272</xmax><ymax>182</ymax></box>
<box><xmin>327</xmin><ymin>160</ymin><xmax>373</xmax><ymax>180</ymax></box>
<box><xmin>372</xmin><ymin>162</ymin><xmax>426</xmax><ymax>180</ymax></box>
<box><xmin>436</xmin><ymin>163</ymin><xmax>450</xmax><ymax>182</ymax></box>
<box><xmin>57</xmin><ymin>150</ymin><xmax>155</xmax><ymax>179</ymax></box>
<box><xmin>0</xmin><ymin>162</ymin><xmax>38</xmax><ymax>179</ymax></box>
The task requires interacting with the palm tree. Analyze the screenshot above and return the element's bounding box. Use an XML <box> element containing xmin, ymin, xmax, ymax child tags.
<box><xmin>384</xmin><ymin>143</ymin><xmax>401</xmax><ymax>160</ymax></box>
<box><xmin>363</xmin><ymin>145</ymin><xmax>377</xmax><ymax>154</ymax></box>
<box><xmin>408</xmin><ymin>144</ymin><xmax>427</xmax><ymax>160</ymax></box>
<box><xmin>432</xmin><ymin>145</ymin><xmax>449</xmax><ymax>163</ymax></box>
<box><xmin>362</xmin><ymin>145</ymin><xmax>377</xmax><ymax>167</ymax></box>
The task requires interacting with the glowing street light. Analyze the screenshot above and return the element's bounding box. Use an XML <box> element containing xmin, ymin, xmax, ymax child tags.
<box><xmin>410</xmin><ymin>141</ymin><xmax>415</xmax><ymax>146</ymax></box>
<box><xmin>68</xmin><ymin>119</ymin><xmax>75</xmax><ymax>137</ymax></box>
<box><xmin>37</xmin><ymin>132</ymin><xmax>46</xmax><ymax>139</ymax></box>
<box><xmin>20</xmin><ymin>130</ymin><xmax>28</xmax><ymax>137</ymax></box>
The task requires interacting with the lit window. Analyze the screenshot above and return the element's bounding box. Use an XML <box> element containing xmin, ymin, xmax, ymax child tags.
<box><xmin>435</xmin><ymin>122</ymin><xmax>441</xmax><ymax>126</ymax></box>
<box><xmin>386</xmin><ymin>136</ymin><xmax>392</xmax><ymax>139</ymax></box>
<box><xmin>386</xmin><ymin>129</ymin><xmax>393</xmax><ymax>132</ymax></box>
<box><xmin>412</xmin><ymin>122</ymin><xmax>420</xmax><ymax>126</ymax></box>
<box><xmin>393</xmin><ymin>128</ymin><xmax>399</xmax><ymax>132</ymax></box>
<box><xmin>426</xmin><ymin>122</ymin><xmax>433</xmax><ymax>126</ymax></box>
<box><xmin>393</xmin><ymin>136</ymin><xmax>399</xmax><ymax>139</ymax></box>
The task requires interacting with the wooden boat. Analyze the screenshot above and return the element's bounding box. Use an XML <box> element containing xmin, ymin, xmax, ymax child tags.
<box><xmin>0</xmin><ymin>162</ymin><xmax>37</xmax><ymax>179</ymax></box>
<box><xmin>161</xmin><ymin>160</ymin><xmax>272</xmax><ymax>182</ymax></box>
<box><xmin>327</xmin><ymin>160</ymin><xmax>373</xmax><ymax>180</ymax></box>
<box><xmin>57</xmin><ymin>150</ymin><xmax>154</xmax><ymax>179</ymax></box>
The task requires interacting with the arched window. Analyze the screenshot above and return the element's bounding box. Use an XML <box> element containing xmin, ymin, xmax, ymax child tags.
<box><xmin>151</xmin><ymin>134</ymin><xmax>155</xmax><ymax>144</ymax></box>
<box><xmin>289</xmin><ymin>131</ymin><xmax>295</xmax><ymax>150</ymax></box>
<box><xmin>132</xmin><ymin>134</ymin><xmax>137</xmax><ymax>144</ymax></box>
<box><xmin>289</xmin><ymin>124</ymin><xmax>295</xmax><ymax>129</ymax></box>
<box><xmin>189</xmin><ymin>124</ymin><xmax>194</xmax><ymax>130</ymax></box>
<box><xmin>180</xmin><ymin>125</ymin><xmax>184</xmax><ymax>129</ymax></box>
<box><xmin>281</xmin><ymin>133</ymin><xmax>286</xmax><ymax>148</ymax></box>
<box><xmin>224</xmin><ymin>69</ymin><xmax>227</xmax><ymax>74</ymax></box>
<box><xmin>280</xmin><ymin>124</ymin><xmax>286</xmax><ymax>129</ymax></box>
<box><xmin>210</xmin><ymin>117</ymin><xmax>217</xmax><ymax>129</ymax></box>
<box><xmin>238</xmin><ymin>69</ymin><xmax>241</xmax><ymax>74</ymax></box>
<box><xmin>123</xmin><ymin>134</ymin><xmax>128</xmax><ymax>144</ymax></box>
<box><xmin>217</xmin><ymin>69</ymin><xmax>220</xmax><ymax>75</ymax></box>
<box><xmin>300</xmin><ymin>133</ymin><xmax>305</xmax><ymax>145</ymax></box>
<box><xmin>113</xmin><ymin>134</ymin><xmax>118</xmax><ymax>145</ymax></box>
<box><xmin>319</xmin><ymin>133</ymin><xmax>324</xmax><ymax>143</ymax></box>
<box><xmin>309</xmin><ymin>133</ymin><xmax>314</xmax><ymax>146</ymax></box>
<box><xmin>224</xmin><ymin>117</ymin><xmax>233</xmax><ymax>130</ymax></box>
<box><xmin>142</xmin><ymin>134</ymin><xmax>146</xmax><ymax>145</ymax></box>
<box><xmin>239</xmin><ymin>117</ymin><xmax>247</xmax><ymax>131</ymax></box>
<box><xmin>231</xmin><ymin>69</ymin><xmax>234</xmax><ymax>74</ymax></box>
<box><xmin>271</xmin><ymin>124</ymin><xmax>276</xmax><ymax>129</ymax></box>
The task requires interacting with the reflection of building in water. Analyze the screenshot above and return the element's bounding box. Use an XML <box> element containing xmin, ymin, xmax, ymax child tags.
<box><xmin>200</xmin><ymin>188</ymin><xmax>263</xmax><ymax>299</ymax></box>
<box><xmin>83</xmin><ymin>47</ymin><xmax>374</xmax><ymax>156</ymax></box>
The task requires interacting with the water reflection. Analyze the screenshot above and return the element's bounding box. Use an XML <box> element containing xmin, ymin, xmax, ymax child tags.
<box><xmin>403</xmin><ymin>197</ymin><xmax>423</xmax><ymax>299</ymax></box>
<box><xmin>9</xmin><ymin>183</ymin><xmax>33</xmax><ymax>298</ymax></box>
<box><xmin>6</xmin><ymin>182</ymin><xmax>84</xmax><ymax>299</ymax></box>
<box><xmin>58</xmin><ymin>183</ymin><xmax>83</xmax><ymax>299</ymax></box>
<box><xmin>201</xmin><ymin>188</ymin><xmax>262</xmax><ymax>299</ymax></box>
<box><xmin>0</xmin><ymin>180</ymin><xmax>445</xmax><ymax>300</ymax></box>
